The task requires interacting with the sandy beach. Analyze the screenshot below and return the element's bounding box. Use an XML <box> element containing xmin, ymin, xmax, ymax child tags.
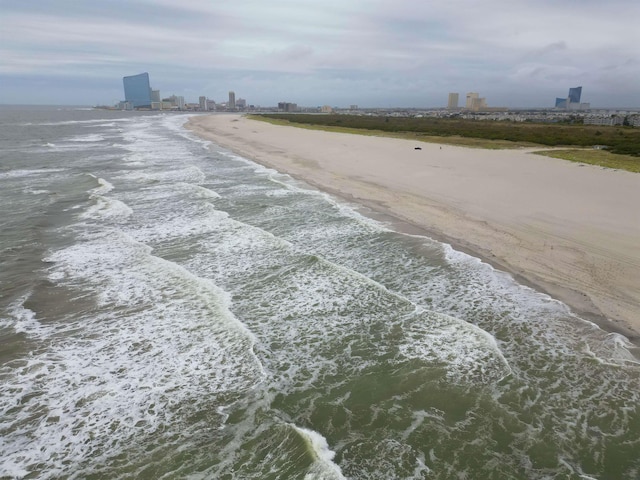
<box><xmin>187</xmin><ymin>114</ymin><xmax>640</xmax><ymax>340</ymax></box>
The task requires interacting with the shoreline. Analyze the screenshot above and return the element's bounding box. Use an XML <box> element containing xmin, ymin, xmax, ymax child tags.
<box><xmin>186</xmin><ymin>114</ymin><xmax>640</xmax><ymax>343</ymax></box>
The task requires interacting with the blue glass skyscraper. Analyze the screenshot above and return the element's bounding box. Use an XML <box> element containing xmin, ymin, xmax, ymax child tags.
<box><xmin>123</xmin><ymin>72</ymin><xmax>152</xmax><ymax>108</ymax></box>
<box><xmin>554</xmin><ymin>86</ymin><xmax>583</xmax><ymax>109</ymax></box>
<box><xmin>568</xmin><ymin>86</ymin><xmax>582</xmax><ymax>104</ymax></box>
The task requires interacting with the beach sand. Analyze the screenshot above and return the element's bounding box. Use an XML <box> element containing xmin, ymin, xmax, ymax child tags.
<box><xmin>187</xmin><ymin>114</ymin><xmax>640</xmax><ymax>340</ymax></box>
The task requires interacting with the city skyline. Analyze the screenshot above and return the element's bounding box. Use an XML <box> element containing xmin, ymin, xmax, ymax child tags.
<box><xmin>2</xmin><ymin>1</ymin><xmax>639</xmax><ymax>108</ymax></box>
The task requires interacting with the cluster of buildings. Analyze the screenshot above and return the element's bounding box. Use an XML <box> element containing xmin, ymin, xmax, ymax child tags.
<box><xmin>120</xmin><ymin>72</ymin><xmax>248</xmax><ymax>112</ymax></box>
<box><xmin>446</xmin><ymin>92</ymin><xmax>507</xmax><ymax>112</ymax></box>
<box><xmin>445</xmin><ymin>86</ymin><xmax>593</xmax><ymax>114</ymax></box>
<box><xmin>554</xmin><ymin>86</ymin><xmax>590</xmax><ymax>110</ymax></box>
<box><xmin>116</xmin><ymin>73</ymin><xmax>639</xmax><ymax>127</ymax></box>
<box><xmin>583</xmin><ymin>112</ymin><xmax>640</xmax><ymax>127</ymax></box>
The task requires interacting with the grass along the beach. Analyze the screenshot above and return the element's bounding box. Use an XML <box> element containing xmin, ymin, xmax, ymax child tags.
<box><xmin>532</xmin><ymin>149</ymin><xmax>640</xmax><ymax>172</ymax></box>
<box><xmin>248</xmin><ymin>115</ymin><xmax>540</xmax><ymax>149</ymax></box>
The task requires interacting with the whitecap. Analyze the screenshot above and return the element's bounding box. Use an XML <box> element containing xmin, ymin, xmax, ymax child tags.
<box><xmin>292</xmin><ymin>425</ymin><xmax>346</xmax><ymax>480</ymax></box>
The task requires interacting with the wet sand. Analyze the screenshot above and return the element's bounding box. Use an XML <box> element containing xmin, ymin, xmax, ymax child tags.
<box><xmin>187</xmin><ymin>114</ymin><xmax>640</xmax><ymax>341</ymax></box>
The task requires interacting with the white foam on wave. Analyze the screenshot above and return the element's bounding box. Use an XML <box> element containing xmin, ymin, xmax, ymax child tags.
<box><xmin>176</xmin><ymin>182</ymin><xmax>221</xmax><ymax>199</ymax></box>
<box><xmin>0</xmin><ymin>229</ymin><xmax>265</xmax><ymax>476</ymax></box>
<box><xmin>121</xmin><ymin>165</ymin><xmax>206</xmax><ymax>185</ymax></box>
<box><xmin>299</xmin><ymin>250</ymin><xmax>513</xmax><ymax>385</ymax></box>
<box><xmin>42</xmin><ymin>141</ymin><xmax>97</xmax><ymax>152</ymax></box>
<box><xmin>2</xmin><ymin>298</ymin><xmax>50</xmax><ymax>336</ymax></box>
<box><xmin>110</xmin><ymin>184</ymin><xmax>228</xmax><ymax>245</ymax></box>
<box><xmin>440</xmin><ymin>242</ymin><xmax>640</xmax><ymax>366</ymax></box>
<box><xmin>583</xmin><ymin>332</ymin><xmax>640</xmax><ymax>365</ymax></box>
<box><xmin>0</xmin><ymin>168</ymin><xmax>66</xmax><ymax>179</ymax></box>
<box><xmin>396</xmin><ymin>309</ymin><xmax>513</xmax><ymax>384</ymax></box>
<box><xmin>33</xmin><ymin>118</ymin><xmax>133</xmax><ymax>127</ymax></box>
<box><xmin>81</xmin><ymin>196</ymin><xmax>133</xmax><ymax>221</ymax></box>
<box><xmin>161</xmin><ymin>114</ymin><xmax>212</xmax><ymax>149</ymax></box>
<box><xmin>292</xmin><ymin>425</ymin><xmax>346</xmax><ymax>480</ymax></box>
<box><xmin>442</xmin><ymin>243</ymin><xmax>571</xmax><ymax>315</ymax></box>
<box><xmin>26</xmin><ymin>188</ymin><xmax>50</xmax><ymax>195</ymax></box>
<box><xmin>267</xmin><ymin>170</ymin><xmax>391</xmax><ymax>232</ymax></box>
<box><xmin>66</xmin><ymin>133</ymin><xmax>105</xmax><ymax>143</ymax></box>
<box><xmin>85</xmin><ymin>175</ymin><xmax>114</xmax><ymax>195</ymax></box>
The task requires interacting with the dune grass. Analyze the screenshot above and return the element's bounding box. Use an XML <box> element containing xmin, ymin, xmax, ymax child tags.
<box><xmin>532</xmin><ymin>149</ymin><xmax>640</xmax><ymax>172</ymax></box>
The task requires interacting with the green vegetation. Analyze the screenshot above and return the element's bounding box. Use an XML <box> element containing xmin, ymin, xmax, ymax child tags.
<box><xmin>251</xmin><ymin>114</ymin><xmax>640</xmax><ymax>171</ymax></box>
<box><xmin>249</xmin><ymin>114</ymin><xmax>539</xmax><ymax>149</ymax></box>
<box><xmin>533</xmin><ymin>149</ymin><xmax>640</xmax><ymax>173</ymax></box>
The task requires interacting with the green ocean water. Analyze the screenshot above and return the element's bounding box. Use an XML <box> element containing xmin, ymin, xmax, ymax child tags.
<box><xmin>1</xmin><ymin>107</ymin><xmax>639</xmax><ymax>479</ymax></box>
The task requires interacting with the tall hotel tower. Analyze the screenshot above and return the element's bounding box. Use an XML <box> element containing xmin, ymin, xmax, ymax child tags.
<box><xmin>123</xmin><ymin>72</ymin><xmax>153</xmax><ymax>108</ymax></box>
<box><xmin>228</xmin><ymin>91</ymin><xmax>236</xmax><ymax>109</ymax></box>
<box><xmin>466</xmin><ymin>92</ymin><xmax>479</xmax><ymax>109</ymax></box>
<box><xmin>447</xmin><ymin>93</ymin><xmax>459</xmax><ymax>110</ymax></box>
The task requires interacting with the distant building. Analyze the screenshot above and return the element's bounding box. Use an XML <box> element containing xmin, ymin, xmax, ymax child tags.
<box><xmin>584</xmin><ymin>114</ymin><xmax>625</xmax><ymax>126</ymax></box>
<box><xmin>278</xmin><ymin>102</ymin><xmax>298</xmax><ymax>112</ymax></box>
<box><xmin>199</xmin><ymin>96</ymin><xmax>208</xmax><ymax>111</ymax></box>
<box><xmin>465</xmin><ymin>92</ymin><xmax>479</xmax><ymax>109</ymax></box>
<box><xmin>151</xmin><ymin>90</ymin><xmax>161</xmax><ymax>103</ymax></box>
<box><xmin>568</xmin><ymin>86</ymin><xmax>582</xmax><ymax>104</ymax></box>
<box><xmin>555</xmin><ymin>86</ymin><xmax>585</xmax><ymax>110</ymax></box>
<box><xmin>321</xmin><ymin>105</ymin><xmax>333</xmax><ymax>113</ymax></box>
<box><xmin>123</xmin><ymin>72</ymin><xmax>153</xmax><ymax>108</ymax></box>
<box><xmin>206</xmin><ymin>99</ymin><xmax>216</xmax><ymax>111</ymax></box>
<box><xmin>237</xmin><ymin>98</ymin><xmax>247</xmax><ymax>108</ymax></box>
<box><xmin>464</xmin><ymin>92</ymin><xmax>487</xmax><ymax>111</ymax></box>
<box><xmin>160</xmin><ymin>95</ymin><xmax>184</xmax><ymax>110</ymax></box>
<box><xmin>447</xmin><ymin>93</ymin><xmax>459</xmax><ymax>110</ymax></box>
<box><xmin>555</xmin><ymin>97</ymin><xmax>568</xmax><ymax>109</ymax></box>
<box><xmin>228</xmin><ymin>91</ymin><xmax>236</xmax><ymax>109</ymax></box>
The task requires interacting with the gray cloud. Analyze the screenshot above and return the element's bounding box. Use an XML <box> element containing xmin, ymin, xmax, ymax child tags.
<box><xmin>1</xmin><ymin>0</ymin><xmax>638</xmax><ymax>107</ymax></box>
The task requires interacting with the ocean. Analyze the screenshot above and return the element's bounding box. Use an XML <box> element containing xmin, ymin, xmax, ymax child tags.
<box><xmin>1</xmin><ymin>106</ymin><xmax>639</xmax><ymax>479</ymax></box>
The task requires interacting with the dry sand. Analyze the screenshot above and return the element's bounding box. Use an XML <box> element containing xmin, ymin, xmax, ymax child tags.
<box><xmin>187</xmin><ymin>114</ymin><xmax>640</xmax><ymax>340</ymax></box>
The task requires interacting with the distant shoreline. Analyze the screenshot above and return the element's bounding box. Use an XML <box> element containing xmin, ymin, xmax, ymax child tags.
<box><xmin>187</xmin><ymin>114</ymin><xmax>640</xmax><ymax>343</ymax></box>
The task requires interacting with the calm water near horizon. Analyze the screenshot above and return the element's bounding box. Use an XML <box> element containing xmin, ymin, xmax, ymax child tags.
<box><xmin>1</xmin><ymin>106</ymin><xmax>639</xmax><ymax>479</ymax></box>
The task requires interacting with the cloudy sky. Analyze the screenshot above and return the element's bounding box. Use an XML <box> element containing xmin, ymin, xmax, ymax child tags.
<box><xmin>2</xmin><ymin>0</ymin><xmax>639</xmax><ymax>108</ymax></box>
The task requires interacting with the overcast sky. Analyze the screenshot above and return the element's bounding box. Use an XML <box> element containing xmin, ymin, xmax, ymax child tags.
<box><xmin>2</xmin><ymin>0</ymin><xmax>639</xmax><ymax>108</ymax></box>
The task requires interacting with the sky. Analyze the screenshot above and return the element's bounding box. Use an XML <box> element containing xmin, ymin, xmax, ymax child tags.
<box><xmin>1</xmin><ymin>0</ymin><xmax>639</xmax><ymax>108</ymax></box>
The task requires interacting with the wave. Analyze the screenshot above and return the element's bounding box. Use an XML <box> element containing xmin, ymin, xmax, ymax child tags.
<box><xmin>292</xmin><ymin>425</ymin><xmax>346</xmax><ymax>480</ymax></box>
<box><xmin>0</xmin><ymin>229</ymin><xmax>265</xmax><ymax>477</ymax></box>
<box><xmin>0</xmin><ymin>168</ymin><xmax>67</xmax><ymax>179</ymax></box>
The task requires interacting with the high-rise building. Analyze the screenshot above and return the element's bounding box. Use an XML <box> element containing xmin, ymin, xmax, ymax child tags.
<box><xmin>175</xmin><ymin>96</ymin><xmax>185</xmax><ymax>110</ymax></box>
<box><xmin>278</xmin><ymin>102</ymin><xmax>298</xmax><ymax>112</ymax></box>
<box><xmin>465</xmin><ymin>92</ymin><xmax>479</xmax><ymax>109</ymax></box>
<box><xmin>555</xmin><ymin>97</ymin><xmax>568</xmax><ymax>109</ymax></box>
<box><xmin>447</xmin><ymin>93</ymin><xmax>459</xmax><ymax>110</ymax></box>
<box><xmin>151</xmin><ymin>90</ymin><xmax>161</xmax><ymax>103</ymax></box>
<box><xmin>199</xmin><ymin>96</ymin><xmax>208</xmax><ymax>111</ymax></box>
<box><xmin>554</xmin><ymin>86</ymin><xmax>585</xmax><ymax>109</ymax></box>
<box><xmin>568</xmin><ymin>86</ymin><xmax>582</xmax><ymax>104</ymax></box>
<box><xmin>123</xmin><ymin>72</ymin><xmax>152</xmax><ymax>108</ymax></box>
<box><xmin>228</xmin><ymin>91</ymin><xmax>236</xmax><ymax>109</ymax></box>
